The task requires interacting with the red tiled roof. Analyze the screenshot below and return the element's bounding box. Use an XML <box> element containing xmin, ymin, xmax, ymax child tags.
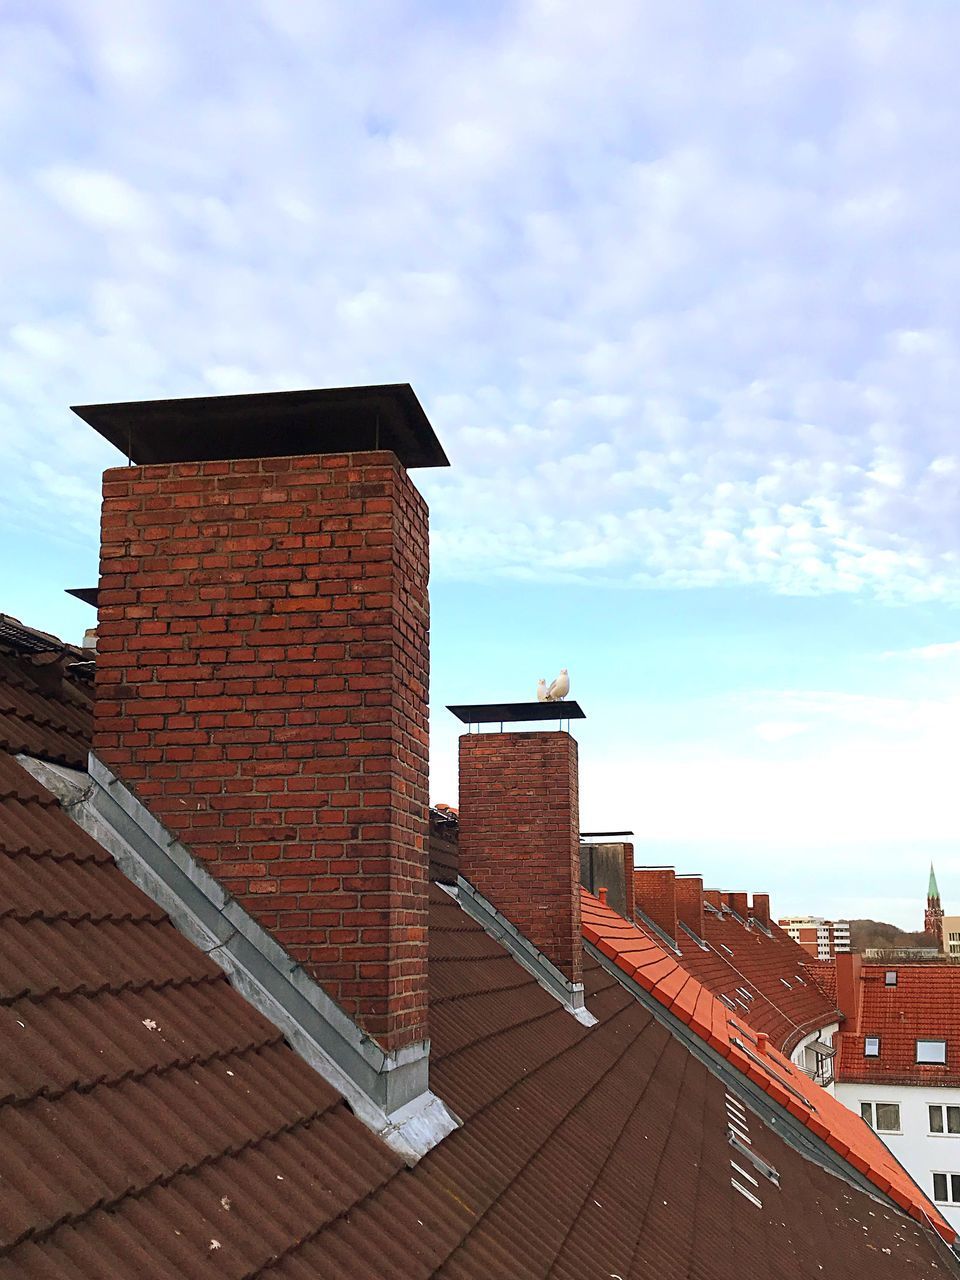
<box><xmin>836</xmin><ymin>963</ymin><xmax>960</xmax><ymax>1088</ymax></box>
<box><xmin>805</xmin><ymin>958</ymin><xmax>838</xmax><ymax>1005</ymax></box>
<box><xmin>582</xmin><ymin>889</ymin><xmax>955</xmax><ymax>1244</ymax></box>
<box><xmin>1</xmin><ymin>765</ymin><xmax>954</xmax><ymax>1277</ymax></box>
<box><xmin>1</xmin><ymin>642</ymin><xmax>957</xmax><ymax>1276</ymax></box>
<box><xmin>0</xmin><ymin>646</ymin><xmax>92</xmax><ymax>770</ymax></box>
<box><xmin>673</xmin><ymin>905</ymin><xmax>841</xmax><ymax>1053</ymax></box>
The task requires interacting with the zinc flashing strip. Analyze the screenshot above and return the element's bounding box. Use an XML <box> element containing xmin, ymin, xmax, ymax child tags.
<box><xmin>16</xmin><ymin>752</ymin><xmax>459</xmax><ymax>1163</ymax></box>
<box><xmin>582</xmin><ymin>938</ymin><xmax>918</xmax><ymax>1218</ymax></box>
<box><xmin>450</xmin><ymin>877</ymin><xmax>598</xmax><ymax>1026</ymax></box>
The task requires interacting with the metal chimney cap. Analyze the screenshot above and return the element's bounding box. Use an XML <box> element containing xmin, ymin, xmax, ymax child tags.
<box><xmin>72</xmin><ymin>383</ymin><xmax>449</xmax><ymax>469</ymax></box>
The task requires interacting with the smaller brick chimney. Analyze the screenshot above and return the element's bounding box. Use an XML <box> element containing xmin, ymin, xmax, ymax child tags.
<box><xmin>751</xmin><ymin>893</ymin><xmax>771</xmax><ymax>927</ymax></box>
<box><xmin>578</xmin><ymin>840</ymin><xmax>635</xmax><ymax>921</ymax></box>
<box><xmin>675</xmin><ymin>875</ymin><xmax>705</xmax><ymax>939</ymax></box>
<box><xmin>835</xmin><ymin>950</ymin><xmax>863</xmax><ymax>1027</ymax></box>
<box><xmin>726</xmin><ymin>892</ymin><xmax>749</xmax><ymax>918</ymax></box>
<box><xmin>703</xmin><ymin>888</ymin><xmax>723</xmax><ymax>910</ymax></box>
<box><xmin>633</xmin><ymin>867</ymin><xmax>678</xmax><ymax>942</ymax></box>
<box><xmin>459</xmin><ymin>730</ymin><xmax>582</xmax><ymax>986</ymax></box>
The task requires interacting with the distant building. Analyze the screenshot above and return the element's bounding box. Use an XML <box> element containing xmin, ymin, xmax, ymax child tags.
<box><xmin>927</xmin><ymin>863</ymin><xmax>946</xmax><ymax>951</ymax></box>
<box><xmin>779</xmin><ymin>914</ymin><xmax>851</xmax><ymax>960</ymax></box>
<box><xmin>833</xmin><ymin>954</ymin><xmax>960</xmax><ymax>1233</ymax></box>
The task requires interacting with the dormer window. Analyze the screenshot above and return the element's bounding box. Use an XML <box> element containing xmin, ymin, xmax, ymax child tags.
<box><xmin>885</xmin><ymin>970</ymin><xmax>897</xmax><ymax>986</ymax></box>
<box><xmin>864</xmin><ymin>1037</ymin><xmax>880</xmax><ymax>1057</ymax></box>
<box><xmin>917</xmin><ymin>1039</ymin><xmax>947</xmax><ymax>1064</ymax></box>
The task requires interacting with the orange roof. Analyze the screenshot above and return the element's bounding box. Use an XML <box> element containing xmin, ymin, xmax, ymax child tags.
<box><xmin>676</xmin><ymin>907</ymin><xmax>840</xmax><ymax>1053</ymax></box>
<box><xmin>836</xmin><ymin>963</ymin><xmax>960</xmax><ymax>1088</ymax></box>
<box><xmin>581</xmin><ymin>888</ymin><xmax>955</xmax><ymax>1245</ymax></box>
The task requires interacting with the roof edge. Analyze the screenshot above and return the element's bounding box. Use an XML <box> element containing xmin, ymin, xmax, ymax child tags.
<box><xmin>16</xmin><ymin>751</ymin><xmax>460</xmax><ymax>1163</ymax></box>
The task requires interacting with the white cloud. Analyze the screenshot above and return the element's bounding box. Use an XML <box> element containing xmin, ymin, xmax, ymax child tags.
<box><xmin>2</xmin><ymin>1</ymin><xmax>960</xmax><ymax>606</ymax></box>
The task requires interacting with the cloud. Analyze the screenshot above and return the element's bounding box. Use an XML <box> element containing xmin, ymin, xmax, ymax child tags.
<box><xmin>3</xmin><ymin>1</ymin><xmax>960</xmax><ymax>603</ymax></box>
<box><xmin>883</xmin><ymin>640</ymin><xmax>960</xmax><ymax>661</ymax></box>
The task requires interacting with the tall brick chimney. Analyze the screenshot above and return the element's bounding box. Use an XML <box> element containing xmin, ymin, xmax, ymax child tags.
<box><xmin>79</xmin><ymin>386</ymin><xmax>447</xmax><ymax>1058</ymax></box>
<box><xmin>675</xmin><ymin>875</ymin><xmax>705</xmax><ymax>939</ymax></box>
<box><xmin>726</xmin><ymin>891</ymin><xmax>749</xmax><ymax>918</ymax></box>
<box><xmin>835</xmin><ymin>950</ymin><xmax>863</xmax><ymax>1028</ymax></box>
<box><xmin>459</xmin><ymin>730</ymin><xmax>582</xmax><ymax>987</ymax></box>
<box><xmin>633</xmin><ymin>867</ymin><xmax>678</xmax><ymax>942</ymax></box>
<box><xmin>751</xmin><ymin>893</ymin><xmax>771</xmax><ymax>927</ymax></box>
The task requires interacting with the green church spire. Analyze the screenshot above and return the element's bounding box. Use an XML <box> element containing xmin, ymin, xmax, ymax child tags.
<box><xmin>929</xmin><ymin>862</ymin><xmax>941</xmax><ymax>902</ymax></box>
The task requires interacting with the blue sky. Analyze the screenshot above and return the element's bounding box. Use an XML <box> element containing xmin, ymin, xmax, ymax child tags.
<box><xmin>4</xmin><ymin>1</ymin><xmax>960</xmax><ymax>928</ymax></box>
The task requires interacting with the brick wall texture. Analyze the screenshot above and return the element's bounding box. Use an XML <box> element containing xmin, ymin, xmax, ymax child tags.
<box><xmin>458</xmin><ymin>731</ymin><xmax>582</xmax><ymax>985</ymax></box>
<box><xmin>94</xmin><ymin>451</ymin><xmax>430</xmax><ymax>1051</ymax></box>
<box><xmin>675</xmin><ymin>875</ymin><xmax>705</xmax><ymax>938</ymax></box>
<box><xmin>633</xmin><ymin>868</ymin><xmax>678</xmax><ymax>941</ymax></box>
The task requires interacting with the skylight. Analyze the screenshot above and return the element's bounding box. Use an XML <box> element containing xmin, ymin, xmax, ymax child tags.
<box><xmin>885</xmin><ymin>970</ymin><xmax>897</xmax><ymax>986</ymax></box>
<box><xmin>917</xmin><ymin>1039</ymin><xmax>947</xmax><ymax>1064</ymax></box>
<box><xmin>864</xmin><ymin>1037</ymin><xmax>880</xmax><ymax>1057</ymax></box>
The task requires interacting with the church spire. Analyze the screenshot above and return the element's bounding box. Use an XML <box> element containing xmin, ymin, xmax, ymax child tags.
<box><xmin>929</xmin><ymin>862</ymin><xmax>941</xmax><ymax>903</ymax></box>
<box><xmin>926</xmin><ymin>862</ymin><xmax>944</xmax><ymax>951</ymax></box>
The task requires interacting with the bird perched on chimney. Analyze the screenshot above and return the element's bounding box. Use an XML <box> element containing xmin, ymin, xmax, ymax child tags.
<box><xmin>547</xmin><ymin>668</ymin><xmax>570</xmax><ymax>701</ymax></box>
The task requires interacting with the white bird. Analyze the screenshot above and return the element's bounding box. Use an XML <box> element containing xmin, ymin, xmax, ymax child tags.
<box><xmin>547</xmin><ymin>668</ymin><xmax>570</xmax><ymax>701</ymax></box>
<box><xmin>536</xmin><ymin>678</ymin><xmax>549</xmax><ymax>702</ymax></box>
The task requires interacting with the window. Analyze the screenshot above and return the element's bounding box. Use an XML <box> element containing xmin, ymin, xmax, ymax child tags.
<box><xmin>864</xmin><ymin>1036</ymin><xmax>880</xmax><ymax>1057</ymax></box>
<box><xmin>860</xmin><ymin>1101</ymin><xmax>900</xmax><ymax>1132</ymax></box>
<box><xmin>885</xmin><ymin>970</ymin><xmax>897</xmax><ymax>986</ymax></box>
<box><xmin>929</xmin><ymin>1105</ymin><xmax>960</xmax><ymax>1135</ymax></box>
<box><xmin>933</xmin><ymin>1172</ymin><xmax>960</xmax><ymax>1204</ymax></box>
<box><xmin>917</xmin><ymin>1039</ymin><xmax>948</xmax><ymax>1064</ymax></box>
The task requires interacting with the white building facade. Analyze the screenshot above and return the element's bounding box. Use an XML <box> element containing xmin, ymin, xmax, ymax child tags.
<box><xmin>779</xmin><ymin>915</ymin><xmax>850</xmax><ymax>960</ymax></box>
<box><xmin>835</xmin><ymin>1079</ymin><xmax>960</xmax><ymax>1233</ymax></box>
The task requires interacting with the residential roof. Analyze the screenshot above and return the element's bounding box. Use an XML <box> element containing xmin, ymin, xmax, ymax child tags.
<box><xmin>0</xmin><ymin>628</ymin><xmax>92</xmax><ymax>770</ymax></box>
<box><xmin>0</xmin><ymin>639</ymin><xmax>956</xmax><ymax>1276</ymax></box>
<box><xmin>583</xmin><ymin>891</ymin><xmax>954</xmax><ymax>1242</ymax></box>
<box><xmin>836</xmin><ymin>963</ymin><xmax>960</xmax><ymax>1089</ymax></box>
<box><xmin>675</xmin><ymin>905</ymin><xmax>841</xmax><ymax>1053</ymax></box>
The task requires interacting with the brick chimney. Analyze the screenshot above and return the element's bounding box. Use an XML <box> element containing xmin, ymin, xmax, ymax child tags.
<box><xmin>726</xmin><ymin>891</ymin><xmax>749</xmax><ymax>918</ymax></box>
<box><xmin>578</xmin><ymin>839</ymin><xmax>635</xmax><ymax>921</ymax></box>
<box><xmin>675</xmin><ymin>875</ymin><xmax>705</xmax><ymax>939</ymax></box>
<box><xmin>633</xmin><ymin>867</ymin><xmax>678</xmax><ymax>942</ymax></box>
<box><xmin>835</xmin><ymin>950</ymin><xmax>863</xmax><ymax>1027</ymax></box>
<box><xmin>82</xmin><ymin>386</ymin><xmax>447</xmax><ymax>1057</ymax></box>
<box><xmin>703</xmin><ymin>889</ymin><xmax>722</xmax><ymax>909</ymax></box>
<box><xmin>459</xmin><ymin>730</ymin><xmax>581</xmax><ymax>985</ymax></box>
<box><xmin>751</xmin><ymin>893</ymin><xmax>771</xmax><ymax>927</ymax></box>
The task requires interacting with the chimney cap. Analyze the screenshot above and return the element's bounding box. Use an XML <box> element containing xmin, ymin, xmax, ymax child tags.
<box><xmin>447</xmin><ymin>699</ymin><xmax>585</xmax><ymax>726</ymax></box>
<box><xmin>72</xmin><ymin>383</ymin><xmax>449</xmax><ymax>470</ymax></box>
<box><xmin>65</xmin><ymin>588</ymin><xmax>99</xmax><ymax>607</ymax></box>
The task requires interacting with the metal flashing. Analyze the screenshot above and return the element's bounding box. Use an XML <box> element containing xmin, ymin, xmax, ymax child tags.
<box><xmin>635</xmin><ymin>905</ymin><xmax>681</xmax><ymax>954</ymax></box>
<box><xmin>16</xmin><ymin>752</ymin><xmax>459</xmax><ymax>1163</ymax></box>
<box><xmin>451</xmin><ymin>877</ymin><xmax>598</xmax><ymax>1026</ymax></box>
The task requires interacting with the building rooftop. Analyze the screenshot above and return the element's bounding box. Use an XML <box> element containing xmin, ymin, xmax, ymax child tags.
<box><xmin>836</xmin><ymin>963</ymin><xmax>960</xmax><ymax>1089</ymax></box>
<box><xmin>0</xmin><ymin>630</ymin><xmax>955</xmax><ymax>1275</ymax></box>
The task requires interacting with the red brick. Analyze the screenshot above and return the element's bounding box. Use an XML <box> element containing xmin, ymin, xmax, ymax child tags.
<box><xmin>458</xmin><ymin>731</ymin><xmax>582</xmax><ymax>985</ymax></box>
<box><xmin>94</xmin><ymin>451</ymin><xmax>430</xmax><ymax>1051</ymax></box>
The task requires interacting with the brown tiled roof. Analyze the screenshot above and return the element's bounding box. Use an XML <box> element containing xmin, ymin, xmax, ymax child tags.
<box><xmin>0</xmin><ymin>644</ymin><xmax>956</xmax><ymax>1277</ymax></box>
<box><xmin>675</xmin><ymin>906</ymin><xmax>841</xmax><ymax>1052</ymax></box>
<box><xmin>0</xmin><ymin>639</ymin><xmax>93</xmax><ymax>770</ymax></box>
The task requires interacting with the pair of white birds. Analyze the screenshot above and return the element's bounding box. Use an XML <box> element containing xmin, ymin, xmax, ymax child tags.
<box><xmin>537</xmin><ymin>669</ymin><xmax>570</xmax><ymax>702</ymax></box>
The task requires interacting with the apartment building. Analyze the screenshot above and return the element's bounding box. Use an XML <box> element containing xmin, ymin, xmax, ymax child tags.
<box><xmin>779</xmin><ymin>914</ymin><xmax>851</xmax><ymax>959</ymax></box>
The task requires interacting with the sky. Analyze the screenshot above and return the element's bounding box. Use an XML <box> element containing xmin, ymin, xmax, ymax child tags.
<box><xmin>3</xmin><ymin>1</ymin><xmax>960</xmax><ymax>929</ymax></box>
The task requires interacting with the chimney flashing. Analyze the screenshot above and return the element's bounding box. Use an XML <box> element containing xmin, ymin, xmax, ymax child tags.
<box><xmin>24</xmin><ymin>750</ymin><xmax>459</xmax><ymax>1159</ymax></box>
<box><xmin>450</xmin><ymin>876</ymin><xmax>596</xmax><ymax>1025</ymax></box>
